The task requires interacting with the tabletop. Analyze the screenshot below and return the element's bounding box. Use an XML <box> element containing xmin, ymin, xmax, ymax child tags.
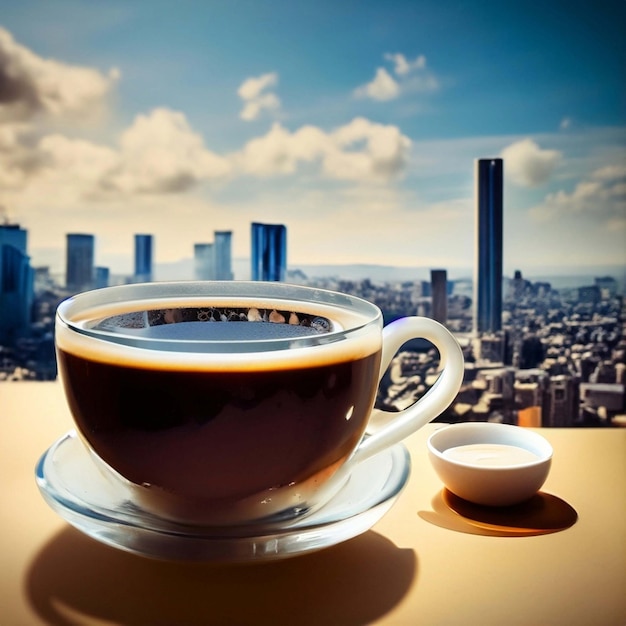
<box><xmin>1</xmin><ymin>381</ymin><xmax>625</xmax><ymax>626</ymax></box>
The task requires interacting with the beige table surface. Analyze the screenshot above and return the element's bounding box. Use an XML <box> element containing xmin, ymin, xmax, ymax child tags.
<box><xmin>1</xmin><ymin>381</ymin><xmax>625</xmax><ymax>626</ymax></box>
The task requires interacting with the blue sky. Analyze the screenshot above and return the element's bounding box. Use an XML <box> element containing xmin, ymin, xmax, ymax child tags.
<box><xmin>0</xmin><ymin>0</ymin><xmax>624</xmax><ymax>278</ymax></box>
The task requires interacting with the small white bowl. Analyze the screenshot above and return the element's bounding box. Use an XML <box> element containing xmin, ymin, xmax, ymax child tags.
<box><xmin>427</xmin><ymin>422</ymin><xmax>553</xmax><ymax>506</ymax></box>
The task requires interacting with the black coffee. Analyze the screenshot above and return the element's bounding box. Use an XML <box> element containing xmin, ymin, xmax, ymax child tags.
<box><xmin>57</xmin><ymin>311</ymin><xmax>381</xmax><ymax>504</ymax></box>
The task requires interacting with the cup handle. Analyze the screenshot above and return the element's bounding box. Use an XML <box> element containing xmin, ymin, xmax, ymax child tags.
<box><xmin>352</xmin><ymin>317</ymin><xmax>464</xmax><ymax>464</ymax></box>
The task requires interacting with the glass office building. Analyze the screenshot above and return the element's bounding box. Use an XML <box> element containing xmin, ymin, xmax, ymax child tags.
<box><xmin>474</xmin><ymin>158</ymin><xmax>503</xmax><ymax>334</ymax></box>
<box><xmin>66</xmin><ymin>233</ymin><xmax>95</xmax><ymax>293</ymax></box>
<box><xmin>0</xmin><ymin>224</ymin><xmax>34</xmax><ymax>344</ymax></box>
<box><xmin>251</xmin><ymin>222</ymin><xmax>287</xmax><ymax>282</ymax></box>
<box><xmin>134</xmin><ymin>234</ymin><xmax>153</xmax><ymax>282</ymax></box>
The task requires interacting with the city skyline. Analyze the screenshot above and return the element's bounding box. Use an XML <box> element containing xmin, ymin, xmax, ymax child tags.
<box><xmin>0</xmin><ymin>2</ymin><xmax>624</xmax><ymax>277</ymax></box>
<box><xmin>14</xmin><ymin>222</ymin><xmax>626</xmax><ymax>287</ymax></box>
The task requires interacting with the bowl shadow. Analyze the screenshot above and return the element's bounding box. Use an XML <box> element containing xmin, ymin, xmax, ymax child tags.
<box><xmin>26</xmin><ymin>525</ymin><xmax>417</xmax><ymax>626</ymax></box>
<box><xmin>419</xmin><ymin>489</ymin><xmax>578</xmax><ymax>537</ymax></box>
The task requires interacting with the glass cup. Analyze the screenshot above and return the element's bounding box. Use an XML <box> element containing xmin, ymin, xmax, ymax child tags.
<box><xmin>56</xmin><ymin>281</ymin><xmax>464</xmax><ymax>525</ymax></box>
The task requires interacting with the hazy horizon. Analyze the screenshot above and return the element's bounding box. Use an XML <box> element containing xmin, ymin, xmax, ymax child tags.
<box><xmin>37</xmin><ymin>247</ymin><xmax>626</xmax><ymax>290</ymax></box>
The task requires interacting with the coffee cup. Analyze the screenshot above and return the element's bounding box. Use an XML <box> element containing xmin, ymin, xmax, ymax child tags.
<box><xmin>56</xmin><ymin>281</ymin><xmax>464</xmax><ymax>525</ymax></box>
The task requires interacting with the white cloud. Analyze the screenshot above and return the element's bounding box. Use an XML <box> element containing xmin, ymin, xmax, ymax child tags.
<box><xmin>237</xmin><ymin>72</ymin><xmax>277</xmax><ymax>100</ymax></box>
<box><xmin>384</xmin><ymin>53</ymin><xmax>426</xmax><ymax>76</ymax></box>
<box><xmin>329</xmin><ymin>117</ymin><xmax>411</xmax><ymax>180</ymax></box>
<box><xmin>232</xmin><ymin>123</ymin><xmax>305</xmax><ymax>176</ymax></box>
<box><xmin>19</xmin><ymin>108</ymin><xmax>231</xmax><ymax>199</ymax></box>
<box><xmin>234</xmin><ymin>117</ymin><xmax>411</xmax><ymax>182</ymax></box>
<box><xmin>529</xmin><ymin>165</ymin><xmax>626</xmax><ymax>230</ymax></box>
<box><xmin>240</xmin><ymin>92</ymin><xmax>281</xmax><ymax>122</ymax></box>
<box><xmin>237</xmin><ymin>72</ymin><xmax>281</xmax><ymax>121</ymax></box>
<box><xmin>110</xmin><ymin>108</ymin><xmax>231</xmax><ymax>193</ymax></box>
<box><xmin>354</xmin><ymin>53</ymin><xmax>438</xmax><ymax>102</ymax></box>
<box><xmin>0</xmin><ymin>123</ymin><xmax>43</xmax><ymax>188</ymax></box>
<box><xmin>591</xmin><ymin>164</ymin><xmax>626</xmax><ymax>181</ymax></box>
<box><xmin>0</xmin><ymin>26</ymin><xmax>119</xmax><ymax>122</ymax></box>
<box><xmin>500</xmin><ymin>138</ymin><xmax>562</xmax><ymax>187</ymax></box>
<box><xmin>38</xmin><ymin>134</ymin><xmax>118</xmax><ymax>186</ymax></box>
<box><xmin>354</xmin><ymin>68</ymin><xmax>400</xmax><ymax>101</ymax></box>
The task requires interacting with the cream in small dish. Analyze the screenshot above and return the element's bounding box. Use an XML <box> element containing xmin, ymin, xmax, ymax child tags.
<box><xmin>427</xmin><ymin>422</ymin><xmax>553</xmax><ymax>506</ymax></box>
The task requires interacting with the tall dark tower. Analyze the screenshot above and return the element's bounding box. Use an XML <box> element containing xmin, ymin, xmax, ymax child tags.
<box><xmin>430</xmin><ymin>269</ymin><xmax>448</xmax><ymax>325</ymax></box>
<box><xmin>474</xmin><ymin>158</ymin><xmax>503</xmax><ymax>334</ymax></box>
<box><xmin>251</xmin><ymin>222</ymin><xmax>287</xmax><ymax>281</ymax></box>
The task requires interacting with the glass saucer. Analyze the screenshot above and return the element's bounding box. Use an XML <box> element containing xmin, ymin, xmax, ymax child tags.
<box><xmin>35</xmin><ymin>430</ymin><xmax>411</xmax><ymax>562</ymax></box>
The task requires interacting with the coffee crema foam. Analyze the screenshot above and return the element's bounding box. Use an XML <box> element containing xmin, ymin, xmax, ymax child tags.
<box><xmin>57</xmin><ymin>298</ymin><xmax>381</xmax><ymax>372</ymax></box>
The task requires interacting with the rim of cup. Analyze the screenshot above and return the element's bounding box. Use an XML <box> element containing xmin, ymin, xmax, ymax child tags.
<box><xmin>55</xmin><ymin>280</ymin><xmax>384</xmax><ymax>356</ymax></box>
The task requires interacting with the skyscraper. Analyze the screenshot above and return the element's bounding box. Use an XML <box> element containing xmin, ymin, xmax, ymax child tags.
<box><xmin>430</xmin><ymin>269</ymin><xmax>448</xmax><ymax>325</ymax></box>
<box><xmin>94</xmin><ymin>266</ymin><xmax>110</xmax><ymax>289</ymax></box>
<box><xmin>194</xmin><ymin>243</ymin><xmax>214</xmax><ymax>280</ymax></box>
<box><xmin>134</xmin><ymin>234</ymin><xmax>153</xmax><ymax>282</ymax></box>
<box><xmin>251</xmin><ymin>222</ymin><xmax>287</xmax><ymax>282</ymax></box>
<box><xmin>214</xmin><ymin>230</ymin><xmax>233</xmax><ymax>280</ymax></box>
<box><xmin>474</xmin><ymin>158</ymin><xmax>503</xmax><ymax>334</ymax></box>
<box><xmin>0</xmin><ymin>223</ymin><xmax>34</xmax><ymax>344</ymax></box>
<box><xmin>66</xmin><ymin>233</ymin><xmax>94</xmax><ymax>292</ymax></box>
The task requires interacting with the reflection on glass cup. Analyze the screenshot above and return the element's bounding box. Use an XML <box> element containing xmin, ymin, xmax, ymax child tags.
<box><xmin>56</xmin><ymin>281</ymin><xmax>464</xmax><ymax>525</ymax></box>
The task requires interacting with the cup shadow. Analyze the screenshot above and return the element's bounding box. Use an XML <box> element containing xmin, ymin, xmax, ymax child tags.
<box><xmin>419</xmin><ymin>489</ymin><xmax>578</xmax><ymax>537</ymax></box>
<box><xmin>26</xmin><ymin>525</ymin><xmax>417</xmax><ymax>626</ymax></box>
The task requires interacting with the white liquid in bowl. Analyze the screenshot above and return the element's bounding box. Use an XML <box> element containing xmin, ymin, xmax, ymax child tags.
<box><xmin>442</xmin><ymin>443</ymin><xmax>540</xmax><ymax>468</ymax></box>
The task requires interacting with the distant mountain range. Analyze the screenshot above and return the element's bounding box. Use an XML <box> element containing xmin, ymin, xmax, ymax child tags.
<box><xmin>153</xmin><ymin>258</ymin><xmax>468</xmax><ymax>282</ymax></box>
<box><xmin>152</xmin><ymin>258</ymin><xmax>625</xmax><ymax>291</ymax></box>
